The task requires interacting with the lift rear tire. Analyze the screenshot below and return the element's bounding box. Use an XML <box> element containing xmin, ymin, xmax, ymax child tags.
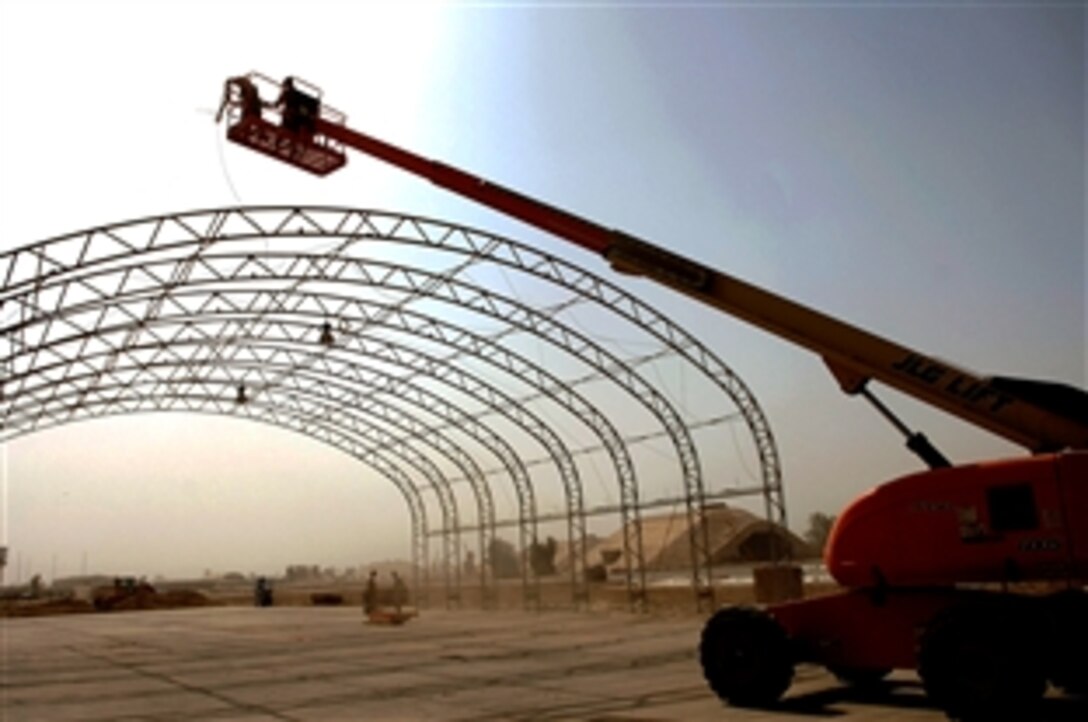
<box><xmin>1048</xmin><ymin>589</ymin><xmax>1088</xmax><ymax>696</ymax></box>
<box><xmin>918</xmin><ymin>603</ymin><xmax>1046</xmax><ymax>720</ymax></box>
<box><xmin>699</xmin><ymin>606</ymin><xmax>794</xmax><ymax>707</ymax></box>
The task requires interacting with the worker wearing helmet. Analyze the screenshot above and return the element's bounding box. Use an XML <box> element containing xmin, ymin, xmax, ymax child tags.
<box><xmin>216</xmin><ymin>75</ymin><xmax>262</xmax><ymax>123</ymax></box>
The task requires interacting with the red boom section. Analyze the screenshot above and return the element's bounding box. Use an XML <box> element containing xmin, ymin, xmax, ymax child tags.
<box><xmin>317</xmin><ymin>119</ymin><xmax>614</xmax><ymax>254</ymax></box>
<box><xmin>311</xmin><ymin>117</ymin><xmax>1088</xmax><ymax>456</ymax></box>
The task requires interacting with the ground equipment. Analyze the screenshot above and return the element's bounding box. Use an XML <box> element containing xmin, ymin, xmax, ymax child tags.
<box><xmin>254</xmin><ymin>576</ymin><xmax>273</xmax><ymax>607</ymax></box>
<box><xmin>216</xmin><ymin>73</ymin><xmax>1088</xmax><ymax>719</ymax></box>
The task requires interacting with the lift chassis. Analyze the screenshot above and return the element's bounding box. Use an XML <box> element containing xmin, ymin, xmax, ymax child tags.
<box><xmin>217</xmin><ymin>73</ymin><xmax>1088</xmax><ymax>720</ymax></box>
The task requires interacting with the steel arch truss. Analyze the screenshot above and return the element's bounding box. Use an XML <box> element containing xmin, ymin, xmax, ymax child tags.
<box><xmin>1</xmin><ymin>206</ymin><xmax>785</xmax><ymax>610</ymax></box>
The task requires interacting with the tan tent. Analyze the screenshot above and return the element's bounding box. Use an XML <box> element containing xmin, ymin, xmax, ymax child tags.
<box><xmin>558</xmin><ymin>504</ymin><xmax>813</xmax><ymax>574</ymax></box>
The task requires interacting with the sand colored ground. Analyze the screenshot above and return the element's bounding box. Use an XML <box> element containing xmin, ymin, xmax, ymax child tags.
<box><xmin>5</xmin><ymin>606</ymin><xmax>1084</xmax><ymax>721</ymax></box>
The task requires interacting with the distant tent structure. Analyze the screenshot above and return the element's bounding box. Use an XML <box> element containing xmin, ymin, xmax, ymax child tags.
<box><xmin>558</xmin><ymin>504</ymin><xmax>813</xmax><ymax>576</ymax></box>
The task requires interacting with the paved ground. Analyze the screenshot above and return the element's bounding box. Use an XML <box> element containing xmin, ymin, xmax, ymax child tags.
<box><xmin>2</xmin><ymin>607</ymin><xmax>1084</xmax><ymax>721</ymax></box>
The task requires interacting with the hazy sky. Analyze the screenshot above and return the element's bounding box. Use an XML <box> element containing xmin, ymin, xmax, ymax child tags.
<box><xmin>0</xmin><ymin>1</ymin><xmax>1083</xmax><ymax>582</ymax></box>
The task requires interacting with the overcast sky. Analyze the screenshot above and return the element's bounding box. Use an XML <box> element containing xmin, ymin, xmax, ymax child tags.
<box><xmin>0</xmin><ymin>0</ymin><xmax>1083</xmax><ymax>582</ymax></box>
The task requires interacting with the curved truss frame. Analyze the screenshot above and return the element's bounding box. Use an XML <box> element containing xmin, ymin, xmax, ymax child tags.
<box><xmin>21</xmin><ymin>399</ymin><xmax>437</xmax><ymax>603</ymax></box>
<box><xmin>8</xmin><ymin>325</ymin><xmax>586</xmax><ymax>606</ymax></box>
<box><xmin>1</xmin><ymin>206</ymin><xmax>785</xmax><ymax>610</ymax></box>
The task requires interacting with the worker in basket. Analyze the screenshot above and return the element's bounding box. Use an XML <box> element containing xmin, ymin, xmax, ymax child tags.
<box><xmin>216</xmin><ymin>76</ymin><xmax>263</xmax><ymax>123</ymax></box>
<box><xmin>275</xmin><ymin>76</ymin><xmax>320</xmax><ymax>136</ymax></box>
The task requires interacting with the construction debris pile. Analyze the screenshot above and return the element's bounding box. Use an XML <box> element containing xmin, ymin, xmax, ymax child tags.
<box><xmin>1</xmin><ymin>577</ymin><xmax>214</xmax><ymax>617</ymax></box>
<box><xmin>93</xmin><ymin>579</ymin><xmax>213</xmax><ymax>612</ymax></box>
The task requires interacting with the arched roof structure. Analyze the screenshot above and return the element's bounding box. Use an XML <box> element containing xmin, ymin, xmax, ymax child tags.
<box><xmin>0</xmin><ymin>206</ymin><xmax>784</xmax><ymax>611</ymax></box>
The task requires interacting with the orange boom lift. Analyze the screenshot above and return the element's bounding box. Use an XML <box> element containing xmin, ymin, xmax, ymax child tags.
<box><xmin>217</xmin><ymin>74</ymin><xmax>1088</xmax><ymax>719</ymax></box>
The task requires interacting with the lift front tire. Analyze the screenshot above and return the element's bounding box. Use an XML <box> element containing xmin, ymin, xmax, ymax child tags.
<box><xmin>918</xmin><ymin>604</ymin><xmax>1046</xmax><ymax>720</ymax></box>
<box><xmin>699</xmin><ymin>606</ymin><xmax>794</xmax><ymax>707</ymax></box>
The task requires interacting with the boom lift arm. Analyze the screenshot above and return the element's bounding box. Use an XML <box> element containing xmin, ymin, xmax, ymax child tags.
<box><xmin>217</xmin><ymin>74</ymin><xmax>1088</xmax><ymax>457</ymax></box>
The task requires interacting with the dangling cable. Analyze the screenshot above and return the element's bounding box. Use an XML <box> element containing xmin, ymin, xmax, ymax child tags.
<box><xmin>212</xmin><ymin>117</ymin><xmax>245</xmax><ymax>206</ymax></box>
<box><xmin>196</xmin><ymin>106</ymin><xmax>246</xmax><ymax>206</ymax></box>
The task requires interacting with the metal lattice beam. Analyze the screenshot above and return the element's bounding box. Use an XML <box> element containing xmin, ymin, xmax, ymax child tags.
<box><xmin>4</xmin><ymin>309</ymin><xmax>593</xmax><ymax>605</ymax></box>
<box><xmin>4</xmin><ymin>395</ymin><xmax>434</xmax><ymax>605</ymax></box>
<box><xmin>1</xmin><ymin>206</ymin><xmax>787</xmax><ymax>611</ymax></box>
<box><xmin>8</xmin><ymin>253</ymin><xmax>702</xmax><ymax>597</ymax></box>
<box><xmin>1</xmin><ymin>206</ymin><xmax>779</xmax><ymax>524</ymax></box>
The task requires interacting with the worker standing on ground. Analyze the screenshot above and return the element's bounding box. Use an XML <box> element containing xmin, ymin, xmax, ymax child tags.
<box><xmin>362</xmin><ymin>570</ymin><xmax>378</xmax><ymax>615</ymax></box>
<box><xmin>390</xmin><ymin>571</ymin><xmax>408</xmax><ymax>614</ymax></box>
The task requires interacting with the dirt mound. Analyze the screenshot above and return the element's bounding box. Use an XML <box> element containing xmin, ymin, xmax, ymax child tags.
<box><xmin>0</xmin><ymin>598</ymin><xmax>94</xmax><ymax>618</ymax></box>
<box><xmin>107</xmin><ymin>588</ymin><xmax>214</xmax><ymax>611</ymax></box>
<box><xmin>93</xmin><ymin>586</ymin><xmax>215</xmax><ymax>612</ymax></box>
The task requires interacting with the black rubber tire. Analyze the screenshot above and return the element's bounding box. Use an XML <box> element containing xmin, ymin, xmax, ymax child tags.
<box><xmin>699</xmin><ymin>606</ymin><xmax>794</xmax><ymax>708</ymax></box>
<box><xmin>1047</xmin><ymin>589</ymin><xmax>1088</xmax><ymax>696</ymax></box>
<box><xmin>918</xmin><ymin>603</ymin><xmax>1046</xmax><ymax>721</ymax></box>
<box><xmin>827</xmin><ymin>665</ymin><xmax>892</xmax><ymax>687</ymax></box>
